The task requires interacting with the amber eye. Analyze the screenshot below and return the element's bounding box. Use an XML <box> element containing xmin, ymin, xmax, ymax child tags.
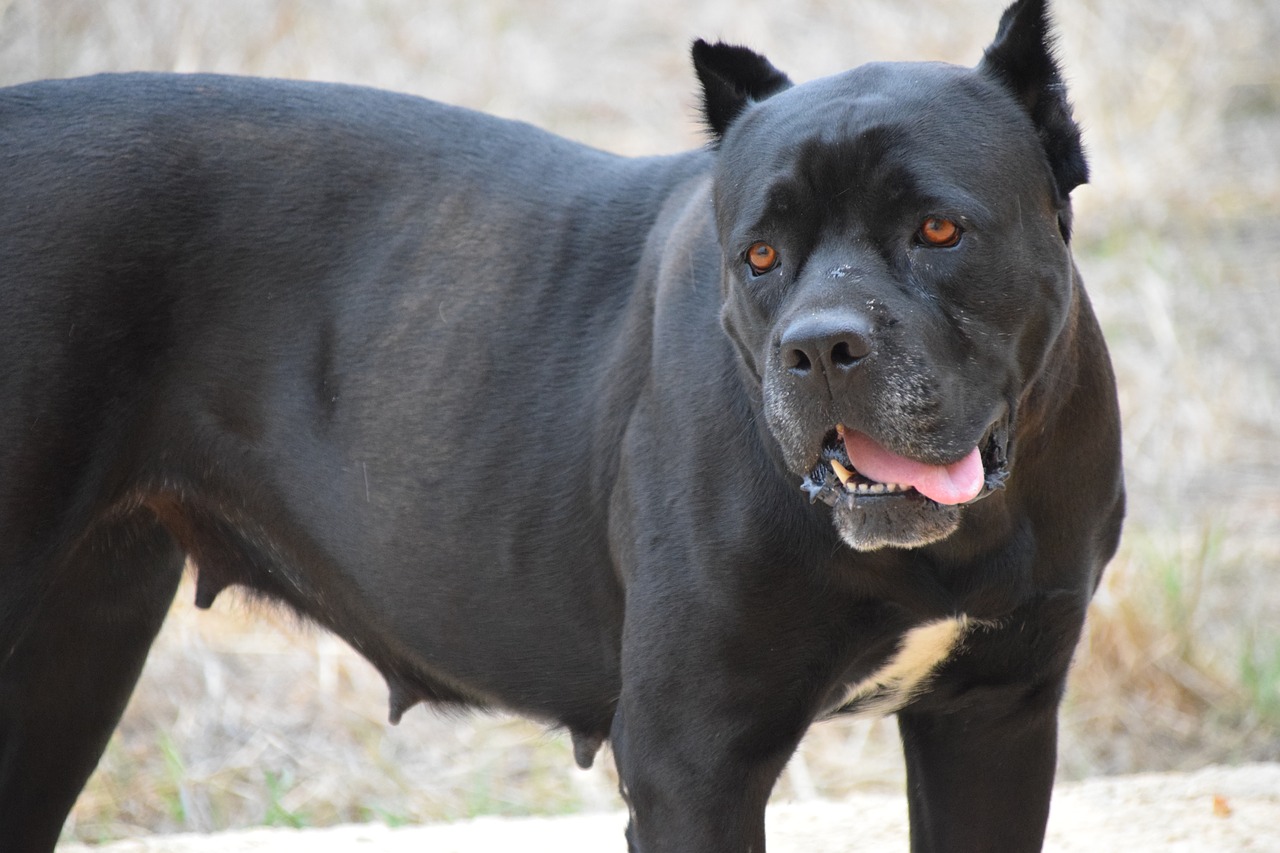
<box><xmin>746</xmin><ymin>242</ymin><xmax>779</xmax><ymax>274</ymax></box>
<box><xmin>919</xmin><ymin>217</ymin><xmax>962</xmax><ymax>248</ymax></box>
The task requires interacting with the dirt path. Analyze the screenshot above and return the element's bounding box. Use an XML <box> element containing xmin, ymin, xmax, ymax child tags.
<box><xmin>60</xmin><ymin>764</ymin><xmax>1279</xmax><ymax>852</ymax></box>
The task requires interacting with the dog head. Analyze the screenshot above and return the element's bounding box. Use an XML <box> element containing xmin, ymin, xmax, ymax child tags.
<box><xmin>695</xmin><ymin>0</ymin><xmax>1086</xmax><ymax>551</ymax></box>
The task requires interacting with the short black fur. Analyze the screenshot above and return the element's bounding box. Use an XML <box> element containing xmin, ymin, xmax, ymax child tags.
<box><xmin>692</xmin><ymin>38</ymin><xmax>794</xmax><ymax>140</ymax></box>
<box><xmin>0</xmin><ymin>3</ymin><xmax>1121</xmax><ymax>851</ymax></box>
<box><xmin>978</xmin><ymin>0</ymin><xmax>1089</xmax><ymax>223</ymax></box>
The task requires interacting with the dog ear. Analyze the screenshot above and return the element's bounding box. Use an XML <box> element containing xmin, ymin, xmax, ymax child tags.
<box><xmin>979</xmin><ymin>0</ymin><xmax>1088</xmax><ymax>204</ymax></box>
<box><xmin>692</xmin><ymin>39</ymin><xmax>793</xmax><ymax>142</ymax></box>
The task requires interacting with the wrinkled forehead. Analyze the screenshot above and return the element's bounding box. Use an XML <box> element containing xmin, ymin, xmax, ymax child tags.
<box><xmin>714</xmin><ymin>60</ymin><xmax>1050</xmax><ymax>219</ymax></box>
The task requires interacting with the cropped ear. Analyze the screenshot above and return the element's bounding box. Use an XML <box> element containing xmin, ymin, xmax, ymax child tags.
<box><xmin>692</xmin><ymin>39</ymin><xmax>793</xmax><ymax>142</ymax></box>
<box><xmin>979</xmin><ymin>0</ymin><xmax>1088</xmax><ymax>205</ymax></box>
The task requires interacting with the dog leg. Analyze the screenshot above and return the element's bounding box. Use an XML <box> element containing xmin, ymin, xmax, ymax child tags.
<box><xmin>896</xmin><ymin>688</ymin><xmax>1062</xmax><ymax>853</ymax></box>
<box><xmin>609</xmin><ymin>677</ymin><xmax>802</xmax><ymax>852</ymax></box>
<box><xmin>0</xmin><ymin>519</ymin><xmax>183</xmax><ymax>852</ymax></box>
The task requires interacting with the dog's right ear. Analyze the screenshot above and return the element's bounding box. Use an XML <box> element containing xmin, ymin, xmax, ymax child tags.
<box><xmin>692</xmin><ymin>39</ymin><xmax>793</xmax><ymax>142</ymax></box>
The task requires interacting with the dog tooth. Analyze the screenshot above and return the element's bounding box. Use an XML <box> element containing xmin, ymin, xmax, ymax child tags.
<box><xmin>869</xmin><ymin>483</ymin><xmax>886</xmax><ymax>494</ymax></box>
<box><xmin>830</xmin><ymin>458</ymin><xmax>854</xmax><ymax>486</ymax></box>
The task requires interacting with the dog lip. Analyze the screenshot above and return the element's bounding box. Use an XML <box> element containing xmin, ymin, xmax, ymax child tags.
<box><xmin>972</xmin><ymin>411</ymin><xmax>1013</xmax><ymax>501</ymax></box>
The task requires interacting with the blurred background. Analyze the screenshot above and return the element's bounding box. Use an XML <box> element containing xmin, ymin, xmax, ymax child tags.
<box><xmin>1</xmin><ymin>0</ymin><xmax>1276</xmax><ymax>844</ymax></box>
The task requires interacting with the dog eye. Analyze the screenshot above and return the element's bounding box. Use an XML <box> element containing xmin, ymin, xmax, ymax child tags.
<box><xmin>918</xmin><ymin>217</ymin><xmax>962</xmax><ymax>248</ymax></box>
<box><xmin>746</xmin><ymin>242</ymin><xmax>780</xmax><ymax>274</ymax></box>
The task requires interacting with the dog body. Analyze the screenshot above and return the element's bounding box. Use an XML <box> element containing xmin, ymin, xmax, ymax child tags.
<box><xmin>0</xmin><ymin>1</ymin><xmax>1123</xmax><ymax>850</ymax></box>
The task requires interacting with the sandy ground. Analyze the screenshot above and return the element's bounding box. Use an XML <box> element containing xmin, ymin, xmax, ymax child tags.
<box><xmin>59</xmin><ymin>763</ymin><xmax>1280</xmax><ymax>852</ymax></box>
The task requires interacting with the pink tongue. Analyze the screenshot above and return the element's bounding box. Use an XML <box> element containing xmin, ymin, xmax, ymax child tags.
<box><xmin>841</xmin><ymin>429</ymin><xmax>984</xmax><ymax>506</ymax></box>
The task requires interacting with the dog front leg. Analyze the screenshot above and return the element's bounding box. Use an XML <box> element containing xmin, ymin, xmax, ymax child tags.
<box><xmin>610</xmin><ymin>702</ymin><xmax>791</xmax><ymax>852</ymax></box>
<box><xmin>896</xmin><ymin>684</ymin><xmax>1063</xmax><ymax>853</ymax></box>
<box><xmin>608</xmin><ymin>639</ymin><xmax>809</xmax><ymax>853</ymax></box>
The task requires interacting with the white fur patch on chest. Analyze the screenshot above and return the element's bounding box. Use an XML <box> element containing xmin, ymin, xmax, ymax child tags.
<box><xmin>833</xmin><ymin>616</ymin><xmax>974</xmax><ymax>717</ymax></box>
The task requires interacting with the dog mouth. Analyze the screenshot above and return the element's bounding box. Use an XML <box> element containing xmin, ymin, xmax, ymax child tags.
<box><xmin>800</xmin><ymin>416</ymin><xmax>1011</xmax><ymax>510</ymax></box>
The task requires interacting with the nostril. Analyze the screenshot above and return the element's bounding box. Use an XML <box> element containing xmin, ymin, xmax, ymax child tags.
<box><xmin>785</xmin><ymin>349</ymin><xmax>813</xmax><ymax>373</ymax></box>
<box><xmin>830</xmin><ymin>338</ymin><xmax>870</xmax><ymax>368</ymax></box>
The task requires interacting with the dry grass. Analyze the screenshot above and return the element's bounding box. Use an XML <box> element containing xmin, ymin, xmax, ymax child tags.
<box><xmin>0</xmin><ymin>0</ymin><xmax>1276</xmax><ymax>843</ymax></box>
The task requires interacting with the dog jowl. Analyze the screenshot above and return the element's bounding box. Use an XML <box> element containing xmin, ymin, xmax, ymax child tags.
<box><xmin>0</xmin><ymin>1</ymin><xmax>1121</xmax><ymax>851</ymax></box>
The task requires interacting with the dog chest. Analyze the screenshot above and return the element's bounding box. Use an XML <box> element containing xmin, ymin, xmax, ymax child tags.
<box><xmin>832</xmin><ymin>616</ymin><xmax>974</xmax><ymax>717</ymax></box>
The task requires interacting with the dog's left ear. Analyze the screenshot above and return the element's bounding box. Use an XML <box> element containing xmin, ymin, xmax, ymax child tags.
<box><xmin>979</xmin><ymin>0</ymin><xmax>1088</xmax><ymax>209</ymax></box>
<box><xmin>692</xmin><ymin>39</ymin><xmax>793</xmax><ymax>142</ymax></box>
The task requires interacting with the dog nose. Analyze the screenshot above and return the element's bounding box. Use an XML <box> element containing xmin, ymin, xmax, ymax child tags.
<box><xmin>779</xmin><ymin>311</ymin><xmax>874</xmax><ymax>376</ymax></box>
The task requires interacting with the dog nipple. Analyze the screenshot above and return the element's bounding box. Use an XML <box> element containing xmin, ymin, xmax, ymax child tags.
<box><xmin>386</xmin><ymin>677</ymin><xmax>422</xmax><ymax>725</ymax></box>
<box><xmin>570</xmin><ymin>730</ymin><xmax>604</xmax><ymax>769</ymax></box>
<box><xmin>193</xmin><ymin>568</ymin><xmax>228</xmax><ymax>609</ymax></box>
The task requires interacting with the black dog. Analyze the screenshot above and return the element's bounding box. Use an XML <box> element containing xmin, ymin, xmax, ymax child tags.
<box><xmin>0</xmin><ymin>0</ymin><xmax>1123</xmax><ymax>849</ymax></box>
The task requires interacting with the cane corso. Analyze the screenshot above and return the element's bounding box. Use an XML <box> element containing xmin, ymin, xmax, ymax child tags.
<box><xmin>0</xmin><ymin>0</ymin><xmax>1123</xmax><ymax>849</ymax></box>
